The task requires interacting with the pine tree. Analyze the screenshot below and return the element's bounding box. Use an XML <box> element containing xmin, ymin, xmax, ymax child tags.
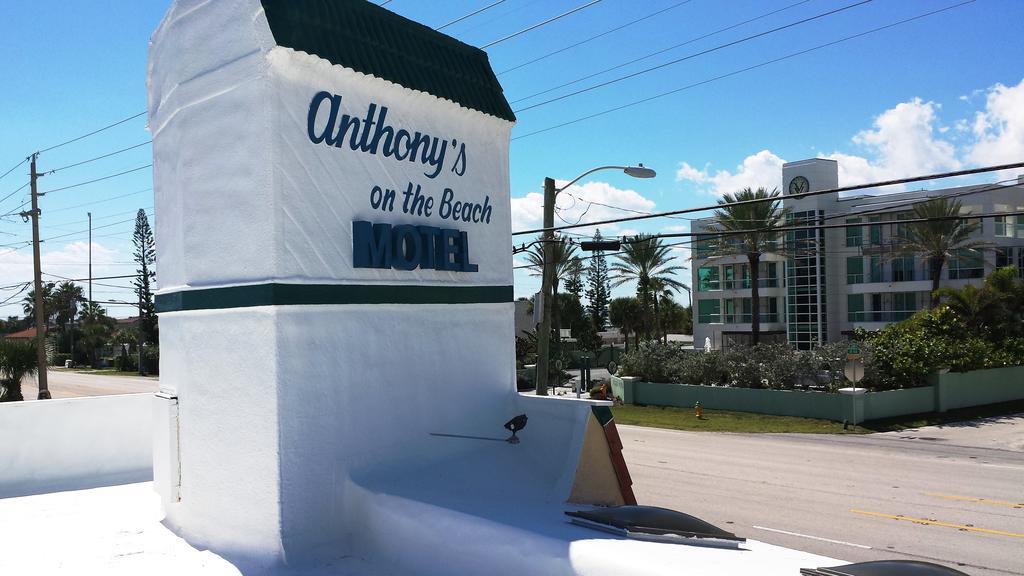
<box><xmin>563</xmin><ymin>256</ymin><xmax>584</xmax><ymax>299</ymax></box>
<box><xmin>133</xmin><ymin>209</ymin><xmax>158</xmax><ymax>344</ymax></box>
<box><xmin>584</xmin><ymin>230</ymin><xmax>611</xmax><ymax>330</ymax></box>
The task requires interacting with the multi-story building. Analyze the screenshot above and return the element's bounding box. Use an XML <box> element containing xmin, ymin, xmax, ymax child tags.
<box><xmin>692</xmin><ymin>158</ymin><xmax>1024</xmax><ymax>350</ymax></box>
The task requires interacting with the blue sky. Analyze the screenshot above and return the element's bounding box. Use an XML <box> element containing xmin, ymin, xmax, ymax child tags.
<box><xmin>2</xmin><ymin>0</ymin><xmax>1023</xmax><ymax>317</ymax></box>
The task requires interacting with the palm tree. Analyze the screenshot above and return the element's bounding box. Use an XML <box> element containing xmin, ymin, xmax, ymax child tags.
<box><xmin>650</xmin><ymin>277</ymin><xmax>690</xmax><ymax>342</ymax></box>
<box><xmin>898</xmin><ymin>197</ymin><xmax>987</xmax><ymax>308</ymax></box>
<box><xmin>21</xmin><ymin>281</ymin><xmax>56</xmax><ymax>327</ymax></box>
<box><xmin>524</xmin><ymin>236</ymin><xmax>580</xmax><ymax>340</ymax></box>
<box><xmin>702</xmin><ymin>187</ymin><xmax>788</xmax><ymax>345</ymax></box>
<box><xmin>52</xmin><ymin>281</ymin><xmax>85</xmax><ymax>353</ymax></box>
<box><xmin>0</xmin><ymin>339</ymin><xmax>38</xmax><ymax>402</ymax></box>
<box><xmin>610</xmin><ymin>234</ymin><xmax>687</xmax><ymax>341</ymax></box>
<box><xmin>79</xmin><ymin>302</ymin><xmax>115</xmax><ymax>368</ymax></box>
<box><xmin>609</xmin><ymin>297</ymin><xmax>642</xmax><ymax>352</ymax></box>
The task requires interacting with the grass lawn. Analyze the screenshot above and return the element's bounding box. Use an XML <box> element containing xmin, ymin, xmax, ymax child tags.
<box><xmin>611</xmin><ymin>399</ymin><xmax>1024</xmax><ymax>434</ymax></box>
<box><xmin>611</xmin><ymin>404</ymin><xmax>870</xmax><ymax>434</ymax></box>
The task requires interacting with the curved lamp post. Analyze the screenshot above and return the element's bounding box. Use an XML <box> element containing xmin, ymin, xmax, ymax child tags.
<box><xmin>535</xmin><ymin>164</ymin><xmax>656</xmax><ymax>396</ymax></box>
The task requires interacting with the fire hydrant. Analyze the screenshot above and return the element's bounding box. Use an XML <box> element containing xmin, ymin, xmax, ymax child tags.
<box><xmin>694</xmin><ymin>401</ymin><xmax>703</xmax><ymax>419</ymax></box>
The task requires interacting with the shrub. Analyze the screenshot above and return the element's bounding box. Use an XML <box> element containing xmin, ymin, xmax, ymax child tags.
<box><xmin>0</xmin><ymin>339</ymin><xmax>38</xmax><ymax>402</ymax></box>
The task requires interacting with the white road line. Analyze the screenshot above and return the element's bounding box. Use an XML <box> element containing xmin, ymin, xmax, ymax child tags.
<box><xmin>751</xmin><ymin>526</ymin><xmax>872</xmax><ymax>549</ymax></box>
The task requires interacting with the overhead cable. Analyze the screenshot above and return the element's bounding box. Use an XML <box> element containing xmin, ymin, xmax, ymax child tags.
<box><xmin>512</xmin><ymin>157</ymin><xmax>1021</xmax><ymax>236</ymax></box>
<box><xmin>41</xmin><ymin>164</ymin><xmax>152</xmax><ymax>195</ymax></box>
<box><xmin>436</xmin><ymin>0</ymin><xmax>506</xmax><ymax>31</ymax></box>
<box><xmin>48</xmin><ymin>141</ymin><xmax>152</xmax><ymax>174</ymax></box>
<box><xmin>511</xmin><ymin>0</ymin><xmax>976</xmax><ymax>141</ymax></box>
<box><xmin>509</xmin><ymin>0</ymin><xmax>813</xmax><ymax>102</ymax></box>
<box><xmin>514</xmin><ymin>0</ymin><xmax>872</xmax><ymax>113</ymax></box>
<box><xmin>497</xmin><ymin>0</ymin><xmax>694</xmax><ymax>75</ymax></box>
<box><xmin>481</xmin><ymin>0</ymin><xmax>602</xmax><ymax>49</ymax></box>
<box><xmin>37</xmin><ymin>111</ymin><xmax>146</xmax><ymax>154</ymax></box>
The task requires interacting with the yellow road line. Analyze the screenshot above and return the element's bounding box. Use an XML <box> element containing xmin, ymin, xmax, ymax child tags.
<box><xmin>850</xmin><ymin>509</ymin><xmax>1024</xmax><ymax>539</ymax></box>
<box><xmin>925</xmin><ymin>492</ymin><xmax>1024</xmax><ymax>509</ymax></box>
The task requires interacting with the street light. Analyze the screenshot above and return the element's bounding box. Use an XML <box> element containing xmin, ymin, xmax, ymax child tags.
<box><xmin>535</xmin><ymin>164</ymin><xmax>656</xmax><ymax>396</ymax></box>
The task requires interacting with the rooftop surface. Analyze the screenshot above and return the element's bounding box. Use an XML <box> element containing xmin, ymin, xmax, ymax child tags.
<box><xmin>1</xmin><ymin>481</ymin><xmax>841</xmax><ymax>575</ymax></box>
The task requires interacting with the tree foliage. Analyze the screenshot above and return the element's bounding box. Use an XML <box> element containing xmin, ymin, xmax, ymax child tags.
<box><xmin>584</xmin><ymin>230</ymin><xmax>612</xmax><ymax>330</ymax></box>
<box><xmin>0</xmin><ymin>339</ymin><xmax>38</xmax><ymax>402</ymax></box>
<box><xmin>133</xmin><ymin>209</ymin><xmax>158</xmax><ymax>344</ymax></box>
<box><xmin>610</xmin><ymin>234</ymin><xmax>687</xmax><ymax>341</ymax></box>
<box><xmin>702</xmin><ymin>187</ymin><xmax>787</xmax><ymax>345</ymax></box>
<box><xmin>898</xmin><ymin>197</ymin><xmax>988</xmax><ymax>308</ymax></box>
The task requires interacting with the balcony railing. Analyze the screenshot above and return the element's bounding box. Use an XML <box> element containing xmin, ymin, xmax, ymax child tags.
<box><xmin>848</xmin><ymin>310</ymin><xmax>918</xmax><ymax>323</ymax></box>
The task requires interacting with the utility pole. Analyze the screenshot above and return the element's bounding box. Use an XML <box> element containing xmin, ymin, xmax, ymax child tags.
<box><xmin>137</xmin><ymin>291</ymin><xmax>146</xmax><ymax>376</ymax></box>
<box><xmin>535</xmin><ymin>177</ymin><xmax>556</xmax><ymax>396</ymax></box>
<box><xmin>88</xmin><ymin>211</ymin><xmax>93</xmax><ymax>305</ymax></box>
<box><xmin>22</xmin><ymin>153</ymin><xmax>50</xmax><ymax>399</ymax></box>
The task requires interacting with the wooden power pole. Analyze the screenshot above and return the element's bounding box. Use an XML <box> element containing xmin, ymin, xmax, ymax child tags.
<box><xmin>22</xmin><ymin>153</ymin><xmax>50</xmax><ymax>399</ymax></box>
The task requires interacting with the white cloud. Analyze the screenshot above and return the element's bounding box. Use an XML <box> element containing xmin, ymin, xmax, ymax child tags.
<box><xmin>675</xmin><ymin>150</ymin><xmax>786</xmax><ymax>196</ymax></box>
<box><xmin>830</xmin><ymin>98</ymin><xmax>959</xmax><ymax>184</ymax></box>
<box><xmin>676</xmin><ymin>97</ymin><xmax>965</xmax><ymax>195</ymax></box>
<box><xmin>967</xmin><ymin>78</ymin><xmax>1024</xmax><ymax>173</ymax></box>
<box><xmin>510</xmin><ymin>180</ymin><xmax>656</xmax><ymax>238</ymax></box>
<box><xmin>0</xmin><ymin>241</ymin><xmax>125</xmax><ymax>315</ymax></box>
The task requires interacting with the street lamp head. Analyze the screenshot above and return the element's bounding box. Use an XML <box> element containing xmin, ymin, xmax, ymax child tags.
<box><xmin>623</xmin><ymin>164</ymin><xmax>656</xmax><ymax>179</ymax></box>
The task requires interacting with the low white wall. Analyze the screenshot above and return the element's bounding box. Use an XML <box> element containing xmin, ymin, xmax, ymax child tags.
<box><xmin>0</xmin><ymin>394</ymin><xmax>153</xmax><ymax>498</ymax></box>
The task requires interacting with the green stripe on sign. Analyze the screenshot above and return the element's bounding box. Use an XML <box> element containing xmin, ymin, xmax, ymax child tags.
<box><xmin>156</xmin><ymin>283</ymin><xmax>514</xmax><ymax>312</ymax></box>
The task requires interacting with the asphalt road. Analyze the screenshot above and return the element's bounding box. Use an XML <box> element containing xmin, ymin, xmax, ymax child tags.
<box><xmin>620</xmin><ymin>419</ymin><xmax>1024</xmax><ymax>576</ymax></box>
<box><xmin>19</xmin><ymin>368</ymin><xmax>158</xmax><ymax>399</ymax></box>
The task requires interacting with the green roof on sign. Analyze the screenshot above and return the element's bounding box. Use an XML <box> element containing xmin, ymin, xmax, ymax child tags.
<box><xmin>260</xmin><ymin>0</ymin><xmax>516</xmax><ymax>122</ymax></box>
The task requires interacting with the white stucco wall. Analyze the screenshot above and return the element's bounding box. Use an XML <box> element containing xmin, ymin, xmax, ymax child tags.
<box><xmin>0</xmin><ymin>394</ymin><xmax>153</xmax><ymax>498</ymax></box>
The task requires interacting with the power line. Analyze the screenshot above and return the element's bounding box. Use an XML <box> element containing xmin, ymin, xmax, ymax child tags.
<box><xmin>481</xmin><ymin>0</ymin><xmax>602</xmax><ymax>49</ymax></box>
<box><xmin>497</xmin><ymin>0</ymin><xmax>693</xmax><ymax>75</ymax></box>
<box><xmin>436</xmin><ymin>0</ymin><xmax>506</xmax><ymax>31</ymax></box>
<box><xmin>47</xmin><ymin>141</ymin><xmax>152</xmax><ymax>174</ymax></box>
<box><xmin>512</xmin><ymin>159</ymin><xmax>1023</xmax><ymax>236</ymax></box>
<box><xmin>37</xmin><ymin>111</ymin><xmax>146</xmax><ymax>154</ymax></box>
<box><xmin>0</xmin><ymin>181</ymin><xmax>30</xmax><ymax>207</ymax></box>
<box><xmin>0</xmin><ymin>157</ymin><xmax>27</xmax><ymax>183</ymax></box>
<box><xmin>514</xmin><ymin>0</ymin><xmax>871</xmax><ymax>114</ymax></box>
<box><xmin>40</xmin><ymin>164</ymin><xmax>152</xmax><ymax>195</ymax></box>
<box><xmin>512</xmin><ymin>209</ymin><xmax>1024</xmax><ymax>269</ymax></box>
<box><xmin>511</xmin><ymin>0</ymin><xmax>975</xmax><ymax>141</ymax></box>
<box><xmin>44</xmin><ymin>188</ymin><xmax>152</xmax><ymax>215</ymax></box>
<box><xmin>509</xmin><ymin>0</ymin><xmax>813</xmax><ymax>104</ymax></box>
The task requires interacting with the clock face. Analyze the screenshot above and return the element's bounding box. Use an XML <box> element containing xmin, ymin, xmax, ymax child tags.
<box><xmin>788</xmin><ymin>176</ymin><xmax>809</xmax><ymax>195</ymax></box>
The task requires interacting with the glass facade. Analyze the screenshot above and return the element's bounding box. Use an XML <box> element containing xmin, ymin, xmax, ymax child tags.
<box><xmin>697</xmin><ymin>299</ymin><xmax>720</xmax><ymax>323</ymax></box>
<box><xmin>892</xmin><ymin>256</ymin><xmax>915</xmax><ymax>282</ymax></box>
<box><xmin>846</xmin><ymin>256</ymin><xmax>863</xmax><ymax>284</ymax></box>
<box><xmin>785</xmin><ymin>210</ymin><xmax>826</xmax><ymax>349</ymax></box>
<box><xmin>847</xmin><ymin>293</ymin><xmax>864</xmax><ymax>322</ymax></box>
<box><xmin>697</xmin><ymin>266</ymin><xmax>720</xmax><ymax>291</ymax></box>
<box><xmin>846</xmin><ymin>217</ymin><xmax>862</xmax><ymax>247</ymax></box>
<box><xmin>949</xmin><ymin>249</ymin><xmax>984</xmax><ymax>279</ymax></box>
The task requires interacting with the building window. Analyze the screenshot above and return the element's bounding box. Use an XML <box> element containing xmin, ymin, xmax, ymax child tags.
<box><xmin>846</xmin><ymin>257</ymin><xmax>864</xmax><ymax>284</ymax></box>
<box><xmin>869</xmin><ymin>215</ymin><xmax>882</xmax><ymax>245</ymax></box>
<box><xmin>697</xmin><ymin>266</ymin><xmax>720</xmax><ymax>291</ymax></box>
<box><xmin>848</xmin><ymin>294</ymin><xmax>865</xmax><ymax>322</ymax></box>
<box><xmin>995</xmin><ymin>216</ymin><xmax>1011</xmax><ymax>237</ymax></box>
<box><xmin>892</xmin><ymin>256</ymin><xmax>915</xmax><ymax>282</ymax></box>
<box><xmin>995</xmin><ymin>247</ymin><xmax>1010</xmax><ymax>269</ymax></box>
<box><xmin>697</xmin><ymin>299</ymin><xmax>721</xmax><ymax>324</ymax></box>
<box><xmin>892</xmin><ymin>292</ymin><xmax>919</xmax><ymax>321</ymax></box>
<box><xmin>869</xmin><ymin>255</ymin><xmax>883</xmax><ymax>283</ymax></box>
<box><xmin>949</xmin><ymin>249</ymin><xmax>984</xmax><ymax>280</ymax></box>
<box><xmin>723</xmin><ymin>265</ymin><xmax>736</xmax><ymax>290</ymax></box>
<box><xmin>894</xmin><ymin>211</ymin><xmax>914</xmax><ymax>240</ymax></box>
<box><xmin>694</xmin><ymin>234</ymin><xmax>714</xmax><ymax>258</ymax></box>
<box><xmin>846</xmin><ymin>217</ymin><xmax>862</xmax><ymax>247</ymax></box>
<box><xmin>759</xmin><ymin>262</ymin><xmax>779</xmax><ymax>288</ymax></box>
